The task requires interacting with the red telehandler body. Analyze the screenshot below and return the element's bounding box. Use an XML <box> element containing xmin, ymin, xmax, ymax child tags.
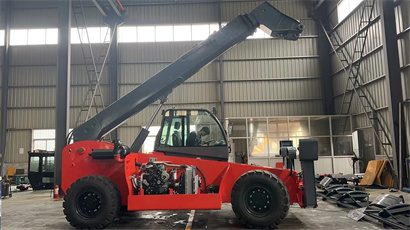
<box><xmin>61</xmin><ymin>2</ymin><xmax>318</xmax><ymax>229</ymax></box>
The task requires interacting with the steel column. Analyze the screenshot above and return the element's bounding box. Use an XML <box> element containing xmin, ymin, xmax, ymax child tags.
<box><xmin>0</xmin><ymin>1</ymin><xmax>11</xmax><ymax>176</ymax></box>
<box><xmin>218</xmin><ymin>1</ymin><xmax>225</xmax><ymax>124</ymax></box>
<box><xmin>379</xmin><ymin>0</ymin><xmax>405</xmax><ymax>188</ymax></box>
<box><xmin>109</xmin><ymin>23</ymin><xmax>118</xmax><ymax>140</ymax></box>
<box><xmin>55</xmin><ymin>0</ymin><xmax>71</xmax><ymax>192</ymax></box>
<box><xmin>316</xmin><ymin>4</ymin><xmax>334</xmax><ymax>115</ymax></box>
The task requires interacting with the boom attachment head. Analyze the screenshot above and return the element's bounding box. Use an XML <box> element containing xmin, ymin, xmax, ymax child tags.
<box><xmin>250</xmin><ymin>2</ymin><xmax>304</xmax><ymax>40</ymax></box>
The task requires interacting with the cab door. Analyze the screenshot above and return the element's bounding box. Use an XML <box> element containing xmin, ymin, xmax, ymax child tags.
<box><xmin>154</xmin><ymin>109</ymin><xmax>229</xmax><ymax>161</ymax></box>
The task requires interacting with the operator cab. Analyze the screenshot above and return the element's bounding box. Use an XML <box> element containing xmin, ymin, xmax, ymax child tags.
<box><xmin>154</xmin><ymin>109</ymin><xmax>229</xmax><ymax>161</ymax></box>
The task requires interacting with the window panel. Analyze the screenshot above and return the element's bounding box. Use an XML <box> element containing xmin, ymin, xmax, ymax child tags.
<box><xmin>0</xmin><ymin>30</ymin><xmax>4</xmax><ymax>46</ymax></box>
<box><xmin>333</xmin><ymin>136</ymin><xmax>353</xmax><ymax>156</ymax></box>
<box><xmin>310</xmin><ymin>117</ymin><xmax>330</xmax><ymax>136</ymax></box>
<box><xmin>46</xmin><ymin>28</ymin><xmax>58</xmax><ymax>44</ymax></box>
<box><xmin>87</xmin><ymin>27</ymin><xmax>101</xmax><ymax>43</ymax></box>
<box><xmin>33</xmin><ymin>129</ymin><xmax>55</xmax><ymax>139</ymax></box>
<box><xmin>43</xmin><ymin>156</ymin><xmax>55</xmax><ymax>172</ymax></box>
<box><xmin>119</xmin><ymin>26</ymin><xmax>137</xmax><ymax>43</ymax></box>
<box><xmin>33</xmin><ymin>140</ymin><xmax>47</xmax><ymax>150</ymax></box>
<box><xmin>288</xmin><ymin>118</ymin><xmax>309</xmax><ymax>137</ymax></box>
<box><xmin>137</xmin><ymin>26</ymin><xmax>155</xmax><ymax>42</ymax></box>
<box><xmin>338</xmin><ymin>0</ymin><xmax>364</xmax><ymax>22</ymax></box>
<box><xmin>192</xmin><ymin>24</ymin><xmax>209</xmax><ymax>41</ymax></box>
<box><xmin>29</xmin><ymin>156</ymin><xmax>40</xmax><ymax>173</ymax></box>
<box><xmin>28</xmin><ymin>29</ymin><xmax>46</xmax><ymax>45</ymax></box>
<box><xmin>174</xmin><ymin>25</ymin><xmax>191</xmax><ymax>41</ymax></box>
<box><xmin>155</xmin><ymin>26</ymin><xmax>173</xmax><ymax>42</ymax></box>
<box><xmin>46</xmin><ymin>140</ymin><xmax>55</xmax><ymax>151</ymax></box>
<box><xmin>71</xmin><ymin>28</ymin><xmax>81</xmax><ymax>44</ymax></box>
<box><xmin>100</xmin><ymin>27</ymin><xmax>110</xmax><ymax>43</ymax></box>
<box><xmin>249</xmin><ymin>137</ymin><xmax>269</xmax><ymax>156</ymax></box>
<box><xmin>10</xmin><ymin>29</ymin><xmax>28</xmax><ymax>45</ymax></box>
<box><xmin>248</xmin><ymin>118</ymin><xmax>267</xmax><ymax>137</ymax></box>
<box><xmin>228</xmin><ymin>118</ymin><xmax>247</xmax><ymax>137</ymax></box>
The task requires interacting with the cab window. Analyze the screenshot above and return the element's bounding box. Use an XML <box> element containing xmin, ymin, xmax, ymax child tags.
<box><xmin>159</xmin><ymin>110</ymin><xmax>226</xmax><ymax>147</ymax></box>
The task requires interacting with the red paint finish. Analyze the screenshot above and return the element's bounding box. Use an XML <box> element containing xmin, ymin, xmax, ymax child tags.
<box><xmin>127</xmin><ymin>194</ymin><xmax>221</xmax><ymax>210</ymax></box>
<box><xmin>62</xmin><ymin>141</ymin><xmax>306</xmax><ymax>209</ymax></box>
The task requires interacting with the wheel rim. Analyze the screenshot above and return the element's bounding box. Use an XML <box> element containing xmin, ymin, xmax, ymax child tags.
<box><xmin>243</xmin><ymin>186</ymin><xmax>273</xmax><ymax>216</ymax></box>
<box><xmin>76</xmin><ymin>190</ymin><xmax>103</xmax><ymax>218</ymax></box>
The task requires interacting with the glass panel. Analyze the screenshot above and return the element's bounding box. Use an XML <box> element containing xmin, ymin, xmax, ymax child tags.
<box><xmin>268</xmin><ymin>118</ymin><xmax>288</xmax><ymax>137</ymax></box>
<box><xmin>192</xmin><ymin>24</ymin><xmax>209</xmax><ymax>41</ymax></box>
<box><xmin>46</xmin><ymin>28</ymin><xmax>58</xmax><ymax>44</ymax></box>
<box><xmin>316</xmin><ymin>137</ymin><xmax>331</xmax><ymax>156</ymax></box>
<box><xmin>288</xmin><ymin>117</ymin><xmax>309</xmax><ymax>136</ymax></box>
<box><xmin>137</xmin><ymin>26</ymin><xmax>155</xmax><ymax>42</ymax></box>
<box><xmin>333</xmin><ymin>136</ymin><xmax>353</xmax><ymax>156</ymax></box>
<box><xmin>100</xmin><ymin>27</ymin><xmax>110</xmax><ymax>43</ymax></box>
<box><xmin>87</xmin><ymin>27</ymin><xmax>101</xmax><ymax>43</ymax></box>
<box><xmin>228</xmin><ymin>118</ymin><xmax>246</xmax><ymax>137</ymax></box>
<box><xmin>71</xmin><ymin>28</ymin><xmax>82</xmax><ymax>44</ymax></box>
<box><xmin>289</xmin><ymin>137</ymin><xmax>309</xmax><ymax>151</ymax></box>
<box><xmin>43</xmin><ymin>156</ymin><xmax>54</xmax><ymax>172</ymax></box>
<box><xmin>33</xmin><ymin>140</ymin><xmax>46</xmax><ymax>150</ymax></box>
<box><xmin>118</xmin><ymin>26</ymin><xmax>137</xmax><ymax>43</ymax></box>
<box><xmin>28</xmin><ymin>29</ymin><xmax>46</xmax><ymax>45</ymax></box>
<box><xmin>159</xmin><ymin>118</ymin><xmax>170</xmax><ymax>147</ymax></box>
<box><xmin>268</xmin><ymin>137</ymin><xmax>283</xmax><ymax>157</ymax></box>
<box><xmin>231</xmin><ymin>139</ymin><xmax>247</xmax><ymax>164</ymax></box>
<box><xmin>10</xmin><ymin>29</ymin><xmax>28</xmax><ymax>46</ymax></box>
<box><xmin>33</xmin><ymin>129</ymin><xmax>55</xmax><ymax>139</ymax></box>
<box><xmin>29</xmin><ymin>156</ymin><xmax>40</xmax><ymax>172</ymax></box>
<box><xmin>46</xmin><ymin>140</ymin><xmax>55</xmax><ymax>151</ymax></box>
<box><xmin>310</xmin><ymin>117</ymin><xmax>330</xmax><ymax>136</ymax></box>
<box><xmin>248</xmin><ymin>118</ymin><xmax>267</xmax><ymax>137</ymax></box>
<box><xmin>169</xmin><ymin>118</ymin><xmax>183</xmax><ymax>147</ymax></box>
<box><xmin>174</xmin><ymin>25</ymin><xmax>191</xmax><ymax>41</ymax></box>
<box><xmin>186</xmin><ymin>110</ymin><xmax>226</xmax><ymax>147</ymax></box>
<box><xmin>0</xmin><ymin>30</ymin><xmax>4</xmax><ymax>46</ymax></box>
<box><xmin>42</xmin><ymin>177</ymin><xmax>54</xmax><ymax>183</ymax></box>
<box><xmin>249</xmin><ymin>137</ymin><xmax>269</xmax><ymax>157</ymax></box>
<box><xmin>332</xmin><ymin>116</ymin><xmax>351</xmax><ymax>135</ymax></box>
<box><xmin>155</xmin><ymin>26</ymin><xmax>173</xmax><ymax>42</ymax></box>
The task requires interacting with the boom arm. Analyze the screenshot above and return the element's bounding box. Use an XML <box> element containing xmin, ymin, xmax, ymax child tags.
<box><xmin>72</xmin><ymin>2</ymin><xmax>303</xmax><ymax>142</ymax></box>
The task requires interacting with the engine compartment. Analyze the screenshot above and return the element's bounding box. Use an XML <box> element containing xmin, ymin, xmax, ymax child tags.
<box><xmin>131</xmin><ymin>161</ymin><xmax>208</xmax><ymax>195</ymax></box>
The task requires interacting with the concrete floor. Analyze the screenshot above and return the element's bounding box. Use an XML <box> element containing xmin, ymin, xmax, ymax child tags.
<box><xmin>1</xmin><ymin>188</ymin><xmax>409</xmax><ymax>230</ymax></box>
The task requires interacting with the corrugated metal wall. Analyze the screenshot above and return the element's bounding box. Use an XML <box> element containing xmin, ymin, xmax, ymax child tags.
<box><xmin>327</xmin><ymin>0</ymin><xmax>409</xmax><ymax>157</ymax></box>
<box><xmin>395</xmin><ymin>0</ymin><xmax>410</xmax><ymax>155</ymax></box>
<box><xmin>326</xmin><ymin>1</ymin><xmax>393</xmax><ymax>156</ymax></box>
<box><xmin>3</xmin><ymin>0</ymin><xmax>322</xmax><ymax>164</ymax></box>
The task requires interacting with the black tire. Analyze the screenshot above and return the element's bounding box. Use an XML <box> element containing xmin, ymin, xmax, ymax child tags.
<box><xmin>63</xmin><ymin>175</ymin><xmax>121</xmax><ymax>229</ymax></box>
<box><xmin>231</xmin><ymin>170</ymin><xmax>290</xmax><ymax>229</ymax></box>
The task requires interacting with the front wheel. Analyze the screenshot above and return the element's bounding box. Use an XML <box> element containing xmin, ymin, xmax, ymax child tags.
<box><xmin>231</xmin><ymin>170</ymin><xmax>290</xmax><ymax>229</ymax></box>
<box><xmin>63</xmin><ymin>175</ymin><xmax>121</xmax><ymax>229</ymax></box>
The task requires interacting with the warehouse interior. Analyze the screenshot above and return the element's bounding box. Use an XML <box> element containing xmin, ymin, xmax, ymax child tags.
<box><xmin>0</xmin><ymin>0</ymin><xmax>409</xmax><ymax>229</ymax></box>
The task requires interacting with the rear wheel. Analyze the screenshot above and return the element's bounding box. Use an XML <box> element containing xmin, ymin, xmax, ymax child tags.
<box><xmin>231</xmin><ymin>170</ymin><xmax>290</xmax><ymax>229</ymax></box>
<box><xmin>63</xmin><ymin>175</ymin><xmax>120</xmax><ymax>229</ymax></box>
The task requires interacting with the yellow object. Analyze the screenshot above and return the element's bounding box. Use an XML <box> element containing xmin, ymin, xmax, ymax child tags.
<box><xmin>6</xmin><ymin>166</ymin><xmax>16</xmax><ymax>181</ymax></box>
<box><xmin>375</xmin><ymin>160</ymin><xmax>394</xmax><ymax>187</ymax></box>
<box><xmin>360</xmin><ymin>160</ymin><xmax>383</xmax><ymax>185</ymax></box>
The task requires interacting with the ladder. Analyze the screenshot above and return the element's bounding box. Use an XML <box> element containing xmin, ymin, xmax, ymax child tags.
<box><xmin>319</xmin><ymin>0</ymin><xmax>393</xmax><ymax>165</ymax></box>
<box><xmin>72</xmin><ymin>0</ymin><xmax>117</xmax><ymax>141</ymax></box>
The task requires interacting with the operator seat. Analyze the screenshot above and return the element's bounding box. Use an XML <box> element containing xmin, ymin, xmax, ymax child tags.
<box><xmin>172</xmin><ymin>122</ymin><xmax>182</xmax><ymax>147</ymax></box>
